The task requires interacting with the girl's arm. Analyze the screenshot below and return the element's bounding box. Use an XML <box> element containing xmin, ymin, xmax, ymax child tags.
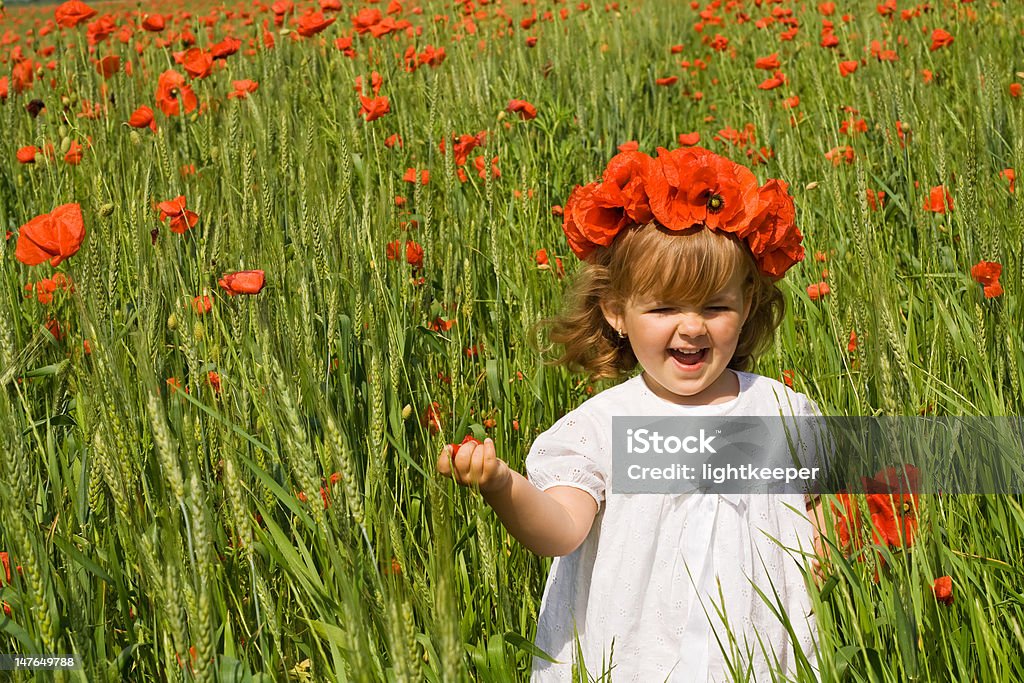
<box><xmin>805</xmin><ymin>495</ymin><xmax>827</xmax><ymax>585</ymax></box>
<box><xmin>437</xmin><ymin>438</ymin><xmax>599</xmax><ymax>557</ymax></box>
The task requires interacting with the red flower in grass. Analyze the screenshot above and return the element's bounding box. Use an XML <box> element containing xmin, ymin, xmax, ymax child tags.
<box><xmin>15</xmin><ymin>204</ymin><xmax>86</xmax><ymax>267</ymax></box>
<box><xmin>54</xmin><ymin>1</ymin><xmax>97</xmax><ymax>27</ymax></box>
<box><xmin>829</xmin><ymin>465</ymin><xmax>921</xmax><ymax>583</ymax></box>
<box><xmin>806</xmin><ymin>282</ymin><xmax>831</xmax><ymax>300</ymax></box>
<box><xmin>838</xmin><ymin>61</ymin><xmax>858</xmax><ymax>77</ymax></box>
<box><xmin>506</xmin><ymin>99</ymin><xmax>537</xmax><ymax>120</ymax></box>
<box><xmin>999</xmin><ymin>168</ymin><xmax>1015</xmax><ymax>193</ymax></box>
<box><xmin>297</xmin><ymin>11</ymin><xmax>336</xmax><ymax>36</ymax></box>
<box><xmin>181</xmin><ymin>48</ymin><xmax>213</xmax><ymax>79</ymax></box>
<box><xmin>16</xmin><ymin>146</ymin><xmax>39</xmax><ymax>164</ymax></box>
<box><xmin>227</xmin><ymin>80</ymin><xmax>259</xmax><ymax>99</ymax></box>
<box><xmin>421</xmin><ymin>402</ymin><xmax>443</xmax><ymax>434</ymax></box>
<box><xmin>157</xmin><ymin>196</ymin><xmax>200</xmax><ymax>234</ymax></box>
<box><xmin>755</xmin><ymin>53</ymin><xmax>780</xmax><ymax>70</ymax></box>
<box><xmin>923</xmin><ymin>185</ymin><xmax>953</xmax><ymax>213</ymax></box>
<box><xmin>970</xmin><ymin>261</ymin><xmax>1002</xmax><ymax>299</ymax></box>
<box><xmin>929</xmin><ymin>29</ymin><xmax>953</xmax><ymax>52</ymax></box>
<box><xmin>128</xmin><ymin>105</ymin><xmax>156</xmax><ymax>131</ymax></box>
<box><xmin>932</xmin><ymin>576</ymin><xmax>953</xmax><ymax>605</ymax></box>
<box><xmin>155</xmin><ymin>70</ymin><xmax>197</xmax><ymax>117</ymax></box>
<box><xmin>218</xmin><ymin>270</ymin><xmax>266</xmax><ymax>296</ymax></box>
<box><xmin>359</xmin><ymin>95</ymin><xmax>390</xmax><ymax>122</ymax></box>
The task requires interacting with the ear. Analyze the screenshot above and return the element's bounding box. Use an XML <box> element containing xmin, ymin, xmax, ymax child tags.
<box><xmin>600</xmin><ymin>299</ymin><xmax>625</xmax><ymax>336</ymax></box>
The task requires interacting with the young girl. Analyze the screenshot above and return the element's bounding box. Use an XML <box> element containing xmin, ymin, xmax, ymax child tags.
<box><xmin>438</xmin><ymin>146</ymin><xmax>826</xmax><ymax>682</ymax></box>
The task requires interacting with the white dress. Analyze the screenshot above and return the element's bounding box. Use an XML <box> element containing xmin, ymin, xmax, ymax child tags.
<box><xmin>525</xmin><ymin>371</ymin><xmax>820</xmax><ymax>682</ymax></box>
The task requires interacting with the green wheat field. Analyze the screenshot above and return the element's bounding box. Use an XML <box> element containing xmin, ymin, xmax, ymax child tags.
<box><xmin>1</xmin><ymin>0</ymin><xmax>1023</xmax><ymax>680</ymax></box>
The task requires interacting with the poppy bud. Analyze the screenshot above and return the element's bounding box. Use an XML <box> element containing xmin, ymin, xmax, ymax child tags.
<box><xmin>69</xmin><ymin>91</ymin><xmax>78</xmax><ymax>105</ymax></box>
<box><xmin>61</xmin><ymin>95</ymin><xmax>71</xmax><ymax>107</ymax></box>
<box><xmin>58</xmin><ymin>124</ymin><xmax>68</xmax><ymax>138</ymax></box>
<box><xmin>99</xmin><ymin>203</ymin><xmax>115</xmax><ymax>217</ymax></box>
<box><xmin>59</xmin><ymin>137</ymin><xmax>72</xmax><ymax>155</ymax></box>
<box><xmin>167</xmin><ymin>313</ymin><xmax>178</xmax><ymax>330</ymax></box>
<box><xmin>496</xmin><ymin>110</ymin><xmax>506</xmax><ymax>120</ymax></box>
<box><xmin>805</xmin><ymin>181</ymin><xmax>819</xmax><ymax>190</ymax></box>
<box><xmin>402</xmin><ymin>404</ymin><xmax>412</xmax><ymax>420</ymax></box>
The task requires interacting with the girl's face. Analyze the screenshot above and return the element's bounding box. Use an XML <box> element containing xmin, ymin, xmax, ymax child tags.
<box><xmin>602</xmin><ymin>267</ymin><xmax>752</xmax><ymax>406</ymax></box>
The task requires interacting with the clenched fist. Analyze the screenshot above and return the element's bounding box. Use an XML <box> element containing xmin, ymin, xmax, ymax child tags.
<box><xmin>437</xmin><ymin>436</ymin><xmax>512</xmax><ymax>494</ymax></box>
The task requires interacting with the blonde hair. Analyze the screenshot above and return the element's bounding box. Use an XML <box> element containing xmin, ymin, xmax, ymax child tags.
<box><xmin>538</xmin><ymin>223</ymin><xmax>784</xmax><ymax>381</ymax></box>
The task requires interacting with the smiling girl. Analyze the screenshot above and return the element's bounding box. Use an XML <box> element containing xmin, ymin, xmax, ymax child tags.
<box><xmin>438</xmin><ymin>146</ymin><xmax>826</xmax><ymax>681</ymax></box>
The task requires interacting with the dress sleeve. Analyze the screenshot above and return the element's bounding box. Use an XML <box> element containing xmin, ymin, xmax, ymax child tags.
<box><xmin>524</xmin><ymin>409</ymin><xmax>607</xmax><ymax>508</ymax></box>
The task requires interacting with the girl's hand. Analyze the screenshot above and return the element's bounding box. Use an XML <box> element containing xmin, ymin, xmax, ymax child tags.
<box><xmin>437</xmin><ymin>437</ymin><xmax>512</xmax><ymax>494</ymax></box>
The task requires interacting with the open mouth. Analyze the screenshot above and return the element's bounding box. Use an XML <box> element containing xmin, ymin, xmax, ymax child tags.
<box><xmin>668</xmin><ymin>348</ymin><xmax>707</xmax><ymax>366</ymax></box>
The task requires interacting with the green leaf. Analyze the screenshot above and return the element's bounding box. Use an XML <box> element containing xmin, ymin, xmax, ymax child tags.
<box><xmin>893</xmin><ymin>592</ymin><xmax>919</xmax><ymax>680</ymax></box>
<box><xmin>504</xmin><ymin>631</ymin><xmax>559</xmax><ymax>663</ymax></box>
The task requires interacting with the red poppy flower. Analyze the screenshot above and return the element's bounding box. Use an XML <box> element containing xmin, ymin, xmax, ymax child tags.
<box><xmin>755</xmin><ymin>53</ymin><xmax>780</xmax><ymax>70</ymax></box>
<box><xmin>999</xmin><ymin>168</ymin><xmax>1015</xmax><ymax>193</ymax></box>
<box><xmin>227</xmin><ymin>80</ymin><xmax>259</xmax><ymax>99</ymax></box>
<box><xmin>848</xmin><ymin>330</ymin><xmax>858</xmax><ymax>352</ymax></box>
<box><xmin>506</xmin><ymin>99</ymin><xmax>537</xmax><ymax>120</ymax></box>
<box><xmin>192</xmin><ymin>295</ymin><xmax>212</xmax><ymax>314</ymax></box>
<box><xmin>421</xmin><ymin>402</ymin><xmax>443</xmax><ymax>434</ymax></box>
<box><xmin>448</xmin><ymin>434</ymin><xmax>481</xmax><ymax>457</ymax></box>
<box><xmin>95</xmin><ymin>55</ymin><xmax>120</xmax><ymax>79</ymax></box>
<box><xmin>678</xmin><ymin>132</ymin><xmax>701</xmax><ymax>146</ymax></box>
<box><xmin>181</xmin><ymin>48</ymin><xmax>213</xmax><ymax>79</ymax></box>
<box><xmin>54</xmin><ymin>1</ymin><xmax>98</xmax><ymax>28</ymax></box>
<box><xmin>127</xmin><ymin>105</ymin><xmax>156</xmax><ymax>131</ymax></box>
<box><xmin>655</xmin><ymin>76</ymin><xmax>678</xmax><ymax>86</ymax></box>
<box><xmin>16</xmin><ymin>146</ymin><xmax>39</xmax><ymax>164</ymax></box>
<box><xmin>535</xmin><ymin>249</ymin><xmax>549</xmax><ymax>266</ymax></box>
<box><xmin>923</xmin><ymin>185</ymin><xmax>953</xmax><ymax>213</ymax></box>
<box><xmin>218</xmin><ymin>270</ymin><xmax>266</xmax><ymax>296</ymax></box>
<box><xmin>155</xmin><ymin>70</ymin><xmax>197</xmax><ymax>117</ymax></box>
<box><xmin>866</xmin><ymin>188</ymin><xmax>886</xmax><ymax>210</ymax></box>
<box><xmin>207</xmin><ymin>371</ymin><xmax>221</xmax><ymax>394</ymax></box>
<box><xmin>838</xmin><ymin>60</ymin><xmax>858</xmax><ymax>77</ymax></box>
<box><xmin>298</xmin><ymin>11</ymin><xmax>336</xmax><ymax>36</ymax></box>
<box><xmin>358</xmin><ymin>95</ymin><xmax>390</xmax><ymax>122</ymax></box>
<box><xmin>825</xmin><ymin>145</ymin><xmax>855</xmax><ymax>165</ymax></box>
<box><xmin>932</xmin><ymin>576</ymin><xmax>953</xmax><ymax>606</ymax></box>
<box><xmin>157</xmin><ymin>196</ymin><xmax>199</xmax><ymax>234</ymax></box>
<box><xmin>142</xmin><ymin>14</ymin><xmax>165</xmax><ymax>31</ymax></box>
<box><xmin>758</xmin><ymin>71</ymin><xmax>786</xmax><ymax>90</ymax></box>
<box><xmin>970</xmin><ymin>261</ymin><xmax>1002</xmax><ymax>298</ymax></box>
<box><xmin>15</xmin><ymin>203</ymin><xmax>86</xmax><ymax>267</ymax></box>
<box><xmin>64</xmin><ymin>140</ymin><xmax>86</xmax><ymax>166</ymax></box>
<box><xmin>405</xmin><ymin>241</ymin><xmax>424</xmax><ymax>268</ymax></box>
<box><xmin>646</xmin><ymin>146</ymin><xmax>761</xmax><ymax>236</ymax></box>
<box><xmin>806</xmin><ymin>282</ymin><xmax>831</xmax><ymax>300</ymax></box>
<box><xmin>1011</xmin><ymin>84</ymin><xmax>1022</xmax><ymax>98</ymax></box>
<box><xmin>745</xmin><ymin>179</ymin><xmax>804</xmax><ymax>278</ymax></box>
<box><xmin>930</xmin><ymin>29</ymin><xmax>953</xmax><ymax>52</ymax></box>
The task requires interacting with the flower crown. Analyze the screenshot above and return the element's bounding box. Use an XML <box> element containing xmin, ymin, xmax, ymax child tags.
<box><xmin>562</xmin><ymin>146</ymin><xmax>805</xmax><ymax>279</ymax></box>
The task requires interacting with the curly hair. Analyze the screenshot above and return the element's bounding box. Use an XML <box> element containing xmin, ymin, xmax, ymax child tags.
<box><xmin>537</xmin><ymin>223</ymin><xmax>785</xmax><ymax>382</ymax></box>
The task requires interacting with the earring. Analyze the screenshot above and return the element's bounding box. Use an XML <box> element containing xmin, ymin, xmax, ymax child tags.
<box><xmin>617</xmin><ymin>329</ymin><xmax>627</xmax><ymax>339</ymax></box>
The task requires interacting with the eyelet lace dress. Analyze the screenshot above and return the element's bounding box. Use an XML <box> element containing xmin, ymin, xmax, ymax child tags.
<box><xmin>525</xmin><ymin>371</ymin><xmax>821</xmax><ymax>682</ymax></box>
